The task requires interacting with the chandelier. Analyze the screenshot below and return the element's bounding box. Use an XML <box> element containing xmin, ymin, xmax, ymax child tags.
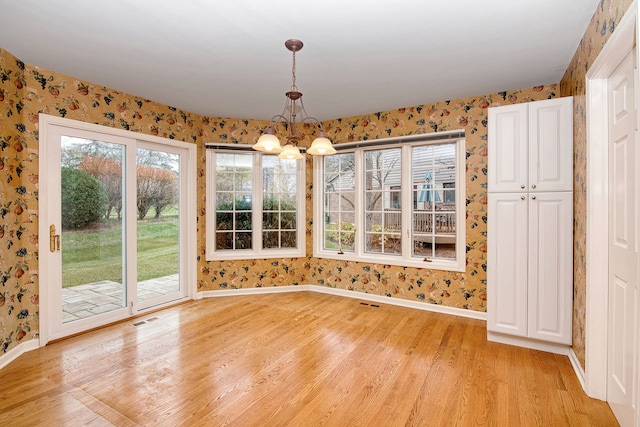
<box><xmin>252</xmin><ymin>39</ymin><xmax>336</xmax><ymax>159</ymax></box>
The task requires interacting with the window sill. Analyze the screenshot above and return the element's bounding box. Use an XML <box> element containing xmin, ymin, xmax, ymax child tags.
<box><xmin>206</xmin><ymin>248</ymin><xmax>305</xmax><ymax>262</ymax></box>
<box><xmin>312</xmin><ymin>250</ymin><xmax>465</xmax><ymax>272</ymax></box>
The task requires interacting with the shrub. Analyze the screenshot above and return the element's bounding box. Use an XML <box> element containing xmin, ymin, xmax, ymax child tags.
<box><xmin>325</xmin><ymin>221</ymin><xmax>355</xmax><ymax>248</ymax></box>
<box><xmin>61</xmin><ymin>168</ymin><xmax>109</xmax><ymax>229</ymax></box>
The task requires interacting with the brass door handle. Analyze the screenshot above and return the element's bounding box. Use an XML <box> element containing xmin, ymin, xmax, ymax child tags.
<box><xmin>50</xmin><ymin>224</ymin><xmax>60</xmax><ymax>252</ymax></box>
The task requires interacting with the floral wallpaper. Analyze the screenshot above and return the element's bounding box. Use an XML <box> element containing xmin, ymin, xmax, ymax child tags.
<box><xmin>559</xmin><ymin>0</ymin><xmax>632</xmax><ymax>370</ymax></box>
<box><xmin>0</xmin><ymin>49</ymin><xmax>37</xmax><ymax>353</ymax></box>
<box><xmin>0</xmin><ymin>0</ymin><xmax>628</xmax><ymax>362</ymax></box>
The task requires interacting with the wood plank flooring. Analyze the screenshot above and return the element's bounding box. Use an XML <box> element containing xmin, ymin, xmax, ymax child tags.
<box><xmin>0</xmin><ymin>292</ymin><xmax>618</xmax><ymax>426</ymax></box>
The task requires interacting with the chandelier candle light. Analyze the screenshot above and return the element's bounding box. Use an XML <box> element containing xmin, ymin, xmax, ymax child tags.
<box><xmin>252</xmin><ymin>39</ymin><xmax>336</xmax><ymax>159</ymax></box>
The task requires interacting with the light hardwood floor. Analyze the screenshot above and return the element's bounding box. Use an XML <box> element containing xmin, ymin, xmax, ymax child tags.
<box><xmin>0</xmin><ymin>292</ymin><xmax>617</xmax><ymax>426</ymax></box>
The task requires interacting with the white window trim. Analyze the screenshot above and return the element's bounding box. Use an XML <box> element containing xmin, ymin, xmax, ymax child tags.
<box><xmin>205</xmin><ymin>145</ymin><xmax>306</xmax><ymax>261</ymax></box>
<box><xmin>313</xmin><ymin>132</ymin><xmax>466</xmax><ymax>272</ymax></box>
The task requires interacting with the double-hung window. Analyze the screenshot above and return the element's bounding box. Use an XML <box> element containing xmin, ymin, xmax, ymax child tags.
<box><xmin>313</xmin><ymin>131</ymin><xmax>465</xmax><ymax>271</ymax></box>
<box><xmin>206</xmin><ymin>144</ymin><xmax>305</xmax><ymax>260</ymax></box>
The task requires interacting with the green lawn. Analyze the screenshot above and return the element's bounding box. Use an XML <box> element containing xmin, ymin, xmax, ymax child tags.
<box><xmin>61</xmin><ymin>214</ymin><xmax>179</xmax><ymax>288</ymax></box>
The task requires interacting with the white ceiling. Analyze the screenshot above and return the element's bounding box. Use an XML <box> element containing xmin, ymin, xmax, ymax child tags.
<box><xmin>0</xmin><ymin>0</ymin><xmax>599</xmax><ymax>121</ymax></box>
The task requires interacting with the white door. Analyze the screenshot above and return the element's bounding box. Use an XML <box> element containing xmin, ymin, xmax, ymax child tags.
<box><xmin>39</xmin><ymin>116</ymin><xmax>195</xmax><ymax>342</ymax></box>
<box><xmin>528</xmin><ymin>98</ymin><xmax>573</xmax><ymax>192</ymax></box>
<box><xmin>527</xmin><ymin>191</ymin><xmax>573</xmax><ymax>345</ymax></box>
<box><xmin>487</xmin><ymin>104</ymin><xmax>529</xmax><ymax>193</ymax></box>
<box><xmin>487</xmin><ymin>192</ymin><xmax>528</xmax><ymax>337</ymax></box>
<box><xmin>607</xmin><ymin>48</ymin><xmax>638</xmax><ymax>426</ymax></box>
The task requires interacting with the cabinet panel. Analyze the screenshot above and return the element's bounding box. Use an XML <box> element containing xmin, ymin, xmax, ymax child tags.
<box><xmin>528</xmin><ymin>98</ymin><xmax>574</xmax><ymax>192</ymax></box>
<box><xmin>527</xmin><ymin>192</ymin><xmax>573</xmax><ymax>344</ymax></box>
<box><xmin>488</xmin><ymin>104</ymin><xmax>528</xmax><ymax>192</ymax></box>
<box><xmin>487</xmin><ymin>193</ymin><xmax>528</xmax><ymax>337</ymax></box>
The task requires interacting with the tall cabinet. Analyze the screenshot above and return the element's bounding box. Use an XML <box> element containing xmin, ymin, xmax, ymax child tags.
<box><xmin>487</xmin><ymin>97</ymin><xmax>573</xmax><ymax>351</ymax></box>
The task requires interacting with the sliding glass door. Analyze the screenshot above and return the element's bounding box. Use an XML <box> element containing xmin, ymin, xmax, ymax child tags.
<box><xmin>39</xmin><ymin>116</ymin><xmax>195</xmax><ymax>342</ymax></box>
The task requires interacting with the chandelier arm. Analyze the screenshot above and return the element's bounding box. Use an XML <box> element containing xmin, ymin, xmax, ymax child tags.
<box><xmin>266</xmin><ymin>114</ymin><xmax>290</xmax><ymax>127</ymax></box>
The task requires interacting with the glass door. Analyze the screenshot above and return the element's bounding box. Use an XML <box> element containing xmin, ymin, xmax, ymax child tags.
<box><xmin>39</xmin><ymin>117</ymin><xmax>194</xmax><ymax>342</ymax></box>
<box><xmin>60</xmin><ymin>135</ymin><xmax>128</xmax><ymax>324</ymax></box>
<box><xmin>135</xmin><ymin>144</ymin><xmax>184</xmax><ymax>310</ymax></box>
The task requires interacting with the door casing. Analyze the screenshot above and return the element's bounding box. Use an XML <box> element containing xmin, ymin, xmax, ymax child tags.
<box><xmin>585</xmin><ymin>1</ymin><xmax>639</xmax><ymax>420</ymax></box>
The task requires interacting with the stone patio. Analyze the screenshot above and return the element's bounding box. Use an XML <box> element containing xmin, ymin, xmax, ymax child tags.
<box><xmin>62</xmin><ymin>274</ymin><xmax>179</xmax><ymax>323</ymax></box>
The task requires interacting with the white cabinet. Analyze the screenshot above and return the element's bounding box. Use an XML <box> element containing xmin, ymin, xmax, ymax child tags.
<box><xmin>487</xmin><ymin>97</ymin><xmax>573</xmax><ymax>351</ymax></box>
<box><xmin>488</xmin><ymin>98</ymin><xmax>573</xmax><ymax>193</ymax></box>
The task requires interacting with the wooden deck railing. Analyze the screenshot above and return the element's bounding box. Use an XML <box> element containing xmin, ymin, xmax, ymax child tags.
<box><xmin>383</xmin><ymin>208</ymin><xmax>455</xmax><ymax>234</ymax></box>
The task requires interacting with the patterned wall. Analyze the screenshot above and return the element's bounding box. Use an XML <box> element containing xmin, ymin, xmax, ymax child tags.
<box><xmin>0</xmin><ymin>49</ymin><xmax>36</xmax><ymax>352</ymax></box>
<box><xmin>0</xmin><ymin>0</ymin><xmax>622</xmax><ymax>359</ymax></box>
<box><xmin>559</xmin><ymin>0</ymin><xmax>632</xmax><ymax>369</ymax></box>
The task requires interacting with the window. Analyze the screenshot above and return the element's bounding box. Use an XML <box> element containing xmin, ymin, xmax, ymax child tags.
<box><xmin>206</xmin><ymin>145</ymin><xmax>305</xmax><ymax>260</ymax></box>
<box><xmin>313</xmin><ymin>132</ymin><xmax>465</xmax><ymax>271</ymax></box>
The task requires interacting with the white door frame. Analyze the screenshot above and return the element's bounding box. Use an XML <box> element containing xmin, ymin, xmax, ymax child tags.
<box><xmin>585</xmin><ymin>0</ymin><xmax>638</xmax><ymax>402</ymax></box>
<box><xmin>38</xmin><ymin>114</ymin><xmax>198</xmax><ymax>346</ymax></box>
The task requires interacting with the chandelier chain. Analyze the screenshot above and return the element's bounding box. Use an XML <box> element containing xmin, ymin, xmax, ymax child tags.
<box><xmin>291</xmin><ymin>50</ymin><xmax>297</xmax><ymax>91</ymax></box>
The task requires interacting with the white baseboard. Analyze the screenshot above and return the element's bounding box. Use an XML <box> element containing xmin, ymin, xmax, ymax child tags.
<box><xmin>0</xmin><ymin>339</ymin><xmax>39</xmax><ymax>370</ymax></box>
<box><xmin>200</xmin><ymin>284</ymin><xmax>488</xmax><ymax>321</ymax></box>
<box><xmin>568</xmin><ymin>347</ymin><xmax>587</xmax><ymax>392</ymax></box>
<box><xmin>487</xmin><ymin>331</ymin><xmax>571</xmax><ymax>355</ymax></box>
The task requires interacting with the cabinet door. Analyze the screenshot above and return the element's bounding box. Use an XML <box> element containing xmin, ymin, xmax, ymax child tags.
<box><xmin>487</xmin><ymin>193</ymin><xmax>529</xmax><ymax>337</ymax></box>
<box><xmin>527</xmin><ymin>192</ymin><xmax>573</xmax><ymax>344</ymax></box>
<box><xmin>528</xmin><ymin>98</ymin><xmax>573</xmax><ymax>192</ymax></box>
<box><xmin>488</xmin><ymin>104</ymin><xmax>528</xmax><ymax>192</ymax></box>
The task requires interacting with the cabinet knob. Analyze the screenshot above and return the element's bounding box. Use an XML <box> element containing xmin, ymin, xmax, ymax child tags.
<box><xmin>531</xmin><ymin>195</ymin><xmax>537</xmax><ymax>200</ymax></box>
<box><xmin>521</xmin><ymin>196</ymin><xmax>525</xmax><ymax>200</ymax></box>
<box><xmin>521</xmin><ymin>185</ymin><xmax>525</xmax><ymax>189</ymax></box>
<box><xmin>531</xmin><ymin>184</ymin><xmax>537</xmax><ymax>189</ymax></box>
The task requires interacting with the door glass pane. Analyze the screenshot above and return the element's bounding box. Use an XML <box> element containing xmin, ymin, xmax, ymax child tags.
<box><xmin>60</xmin><ymin>137</ymin><xmax>126</xmax><ymax>323</ymax></box>
<box><xmin>136</xmin><ymin>148</ymin><xmax>180</xmax><ymax>301</ymax></box>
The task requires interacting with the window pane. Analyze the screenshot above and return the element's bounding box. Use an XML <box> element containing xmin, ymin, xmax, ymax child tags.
<box><xmin>365</xmin><ymin>233</ymin><xmax>382</xmax><ymax>254</ymax></box>
<box><xmin>340</xmin><ymin>231</ymin><xmax>355</xmax><ymax>251</ymax></box>
<box><xmin>281</xmin><ymin>231</ymin><xmax>296</xmax><ymax>248</ymax></box>
<box><xmin>263</xmin><ymin>231</ymin><xmax>278</xmax><ymax>248</ymax></box>
<box><xmin>236</xmin><ymin>232</ymin><xmax>252</xmax><ymax>249</ymax></box>
<box><xmin>216</xmin><ymin>193</ymin><xmax>233</xmax><ymax>207</ymax></box>
<box><xmin>216</xmin><ymin>232</ymin><xmax>233</xmax><ymax>250</ymax></box>
<box><xmin>235</xmin><ymin>212</ymin><xmax>252</xmax><ymax>230</ymax></box>
<box><xmin>214</xmin><ymin>153</ymin><xmax>253</xmax><ymax>251</ymax></box>
<box><xmin>384</xmin><ymin>234</ymin><xmax>402</xmax><ymax>254</ymax></box>
<box><xmin>339</xmin><ymin>192</ymin><xmax>355</xmax><ymax>212</ymax></box>
<box><xmin>263</xmin><ymin>193</ymin><xmax>277</xmax><ymax>210</ymax></box>
<box><xmin>261</xmin><ymin>155</ymin><xmax>298</xmax><ymax>250</ymax></box>
<box><xmin>325</xmin><ymin>173</ymin><xmax>339</xmax><ymax>192</ymax></box>
<box><xmin>280</xmin><ymin>212</ymin><xmax>296</xmax><ymax>229</ymax></box>
<box><xmin>215</xmin><ymin>173</ymin><xmax>233</xmax><ymax>191</ymax></box>
<box><xmin>412</xmin><ymin>142</ymin><xmax>456</xmax><ymax>260</ymax></box>
<box><xmin>263</xmin><ymin>212</ymin><xmax>278</xmax><ymax>229</ymax></box>
<box><xmin>215</xmin><ymin>212</ymin><xmax>232</xmax><ymax>230</ymax></box>
<box><xmin>322</xmin><ymin>152</ymin><xmax>356</xmax><ymax>252</ymax></box>
<box><xmin>365</xmin><ymin>191</ymin><xmax>383</xmax><ymax>210</ymax></box>
<box><xmin>363</xmin><ymin>148</ymin><xmax>402</xmax><ymax>255</ymax></box>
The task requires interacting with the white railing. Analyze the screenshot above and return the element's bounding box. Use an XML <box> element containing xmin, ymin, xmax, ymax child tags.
<box><xmin>383</xmin><ymin>208</ymin><xmax>456</xmax><ymax>234</ymax></box>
